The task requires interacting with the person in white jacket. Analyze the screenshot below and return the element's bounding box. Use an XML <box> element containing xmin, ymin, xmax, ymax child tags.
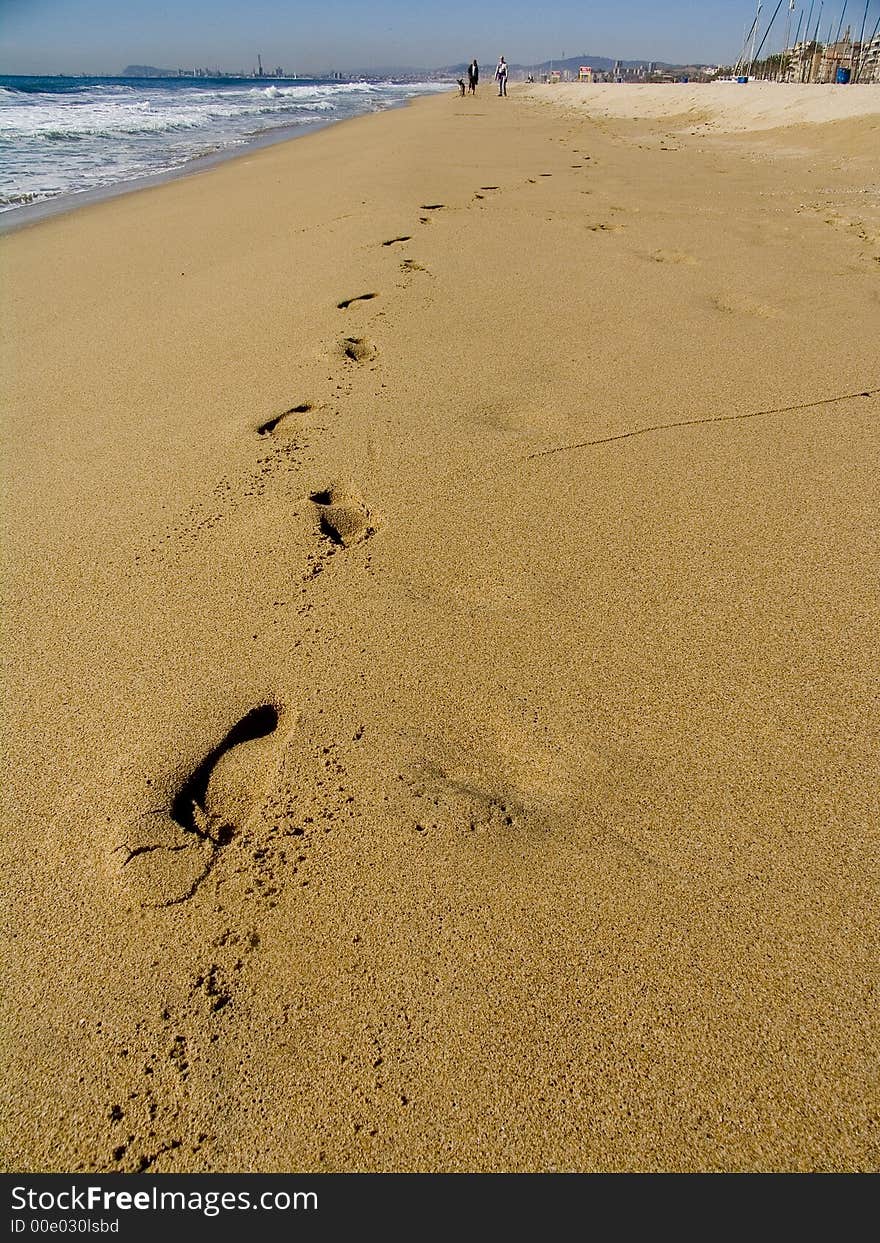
<box><xmin>495</xmin><ymin>56</ymin><xmax>508</xmax><ymax>96</ymax></box>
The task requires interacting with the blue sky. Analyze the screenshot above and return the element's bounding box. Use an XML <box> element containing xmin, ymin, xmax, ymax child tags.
<box><xmin>1</xmin><ymin>0</ymin><xmax>878</xmax><ymax>73</ymax></box>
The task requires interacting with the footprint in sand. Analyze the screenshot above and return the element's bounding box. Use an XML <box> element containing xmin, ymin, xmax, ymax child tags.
<box><xmin>339</xmin><ymin>336</ymin><xmax>377</xmax><ymax>364</ymax></box>
<box><xmin>256</xmin><ymin>403</ymin><xmax>311</xmax><ymax>437</ymax></box>
<box><xmin>337</xmin><ymin>292</ymin><xmax>378</xmax><ymax>310</ymax></box>
<box><xmin>647</xmin><ymin>249</ymin><xmax>697</xmax><ymax>265</ymax></box>
<box><xmin>420</xmin><ymin>203</ymin><xmax>445</xmax><ymax>210</ymax></box>
<box><xmin>381</xmin><ymin>236</ymin><xmax>412</xmax><ymax>247</ymax></box>
<box><xmin>712</xmin><ymin>294</ymin><xmax>779</xmax><ymax>319</ymax></box>
<box><xmin>309</xmin><ymin>484</ymin><xmax>375</xmax><ymax>547</ymax></box>
<box><xmin>400</xmin><ymin>258</ymin><xmax>429</xmax><ymax>273</ymax></box>
<box><xmin>114</xmin><ymin>705</ymin><xmax>284</xmax><ymax>908</ymax></box>
<box><xmin>172</xmin><ymin>706</ymin><xmax>281</xmax><ymax>837</ymax></box>
<box><xmin>587</xmin><ymin>222</ymin><xmax>624</xmax><ymax>234</ymax></box>
<box><xmin>402</xmin><ymin>760</ymin><xmax>535</xmax><ymax>841</ymax></box>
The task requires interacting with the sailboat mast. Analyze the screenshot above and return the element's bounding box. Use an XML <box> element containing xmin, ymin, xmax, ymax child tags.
<box><xmin>833</xmin><ymin>2</ymin><xmax>848</xmax><ymax>45</ymax></box>
<box><xmin>801</xmin><ymin>0</ymin><xmax>815</xmax><ymax>78</ymax></box>
<box><xmin>749</xmin><ymin>0</ymin><xmax>764</xmax><ymax>72</ymax></box>
<box><xmin>812</xmin><ymin>1</ymin><xmax>824</xmax><ymax>46</ymax></box>
<box><xmin>806</xmin><ymin>1</ymin><xmax>824</xmax><ymax>80</ymax></box>
<box><xmin>856</xmin><ymin>0</ymin><xmax>870</xmax><ymax>78</ymax></box>
<box><xmin>782</xmin><ymin>0</ymin><xmax>795</xmax><ymax>76</ymax></box>
<box><xmin>753</xmin><ymin>0</ymin><xmax>786</xmax><ymax>73</ymax></box>
<box><xmin>854</xmin><ymin>4</ymin><xmax>878</xmax><ymax>80</ymax></box>
<box><xmin>736</xmin><ymin>8</ymin><xmax>759</xmax><ymax>74</ymax></box>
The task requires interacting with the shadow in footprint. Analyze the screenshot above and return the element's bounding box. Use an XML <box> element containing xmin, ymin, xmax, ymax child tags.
<box><xmin>340</xmin><ymin>337</ymin><xmax>377</xmax><ymax>364</ymax></box>
<box><xmin>116</xmin><ymin>705</ymin><xmax>283</xmax><ymax>908</ymax></box>
<box><xmin>171</xmin><ymin>705</ymin><xmax>279</xmax><ymax>839</ymax></box>
<box><xmin>257</xmin><ymin>403</ymin><xmax>311</xmax><ymax>436</ymax></box>
<box><xmin>337</xmin><ymin>293</ymin><xmax>378</xmax><ymax>310</ymax></box>
<box><xmin>310</xmin><ymin>485</ymin><xmax>374</xmax><ymax>547</ymax></box>
<box><xmin>382</xmin><ymin>236</ymin><xmax>412</xmax><ymax>246</ymax></box>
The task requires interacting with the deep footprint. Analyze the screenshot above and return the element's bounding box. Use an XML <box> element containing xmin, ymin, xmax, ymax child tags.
<box><xmin>171</xmin><ymin>705</ymin><xmax>280</xmax><ymax>838</ymax></box>
<box><xmin>116</xmin><ymin>705</ymin><xmax>283</xmax><ymax>908</ymax></box>
<box><xmin>340</xmin><ymin>336</ymin><xmax>377</xmax><ymax>363</ymax></box>
<box><xmin>381</xmin><ymin>236</ymin><xmax>412</xmax><ymax>246</ymax></box>
<box><xmin>256</xmin><ymin>403</ymin><xmax>311</xmax><ymax>436</ymax></box>
<box><xmin>310</xmin><ymin>485</ymin><xmax>374</xmax><ymax>547</ymax></box>
<box><xmin>420</xmin><ymin>204</ymin><xmax>445</xmax><ymax>210</ymax></box>
<box><xmin>337</xmin><ymin>293</ymin><xmax>378</xmax><ymax>310</ymax></box>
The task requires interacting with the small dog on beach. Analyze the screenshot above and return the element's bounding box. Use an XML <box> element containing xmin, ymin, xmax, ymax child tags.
<box><xmin>457</xmin><ymin>79</ymin><xmax>466</xmax><ymax>96</ymax></box>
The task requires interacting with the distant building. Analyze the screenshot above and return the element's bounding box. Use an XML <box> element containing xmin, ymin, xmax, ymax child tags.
<box><xmin>818</xmin><ymin>30</ymin><xmax>857</xmax><ymax>81</ymax></box>
<box><xmin>784</xmin><ymin>40</ymin><xmax>822</xmax><ymax>81</ymax></box>
<box><xmin>782</xmin><ymin>27</ymin><xmax>879</xmax><ymax>82</ymax></box>
<box><xmin>856</xmin><ymin>31</ymin><xmax>880</xmax><ymax>82</ymax></box>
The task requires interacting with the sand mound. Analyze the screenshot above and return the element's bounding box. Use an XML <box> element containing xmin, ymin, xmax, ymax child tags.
<box><xmin>526</xmin><ymin>81</ymin><xmax>880</xmax><ymax>132</ymax></box>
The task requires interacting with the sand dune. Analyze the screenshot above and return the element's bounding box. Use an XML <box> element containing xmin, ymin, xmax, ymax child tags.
<box><xmin>527</xmin><ymin>80</ymin><xmax>880</xmax><ymax>131</ymax></box>
<box><xmin>2</xmin><ymin>84</ymin><xmax>878</xmax><ymax>1172</ymax></box>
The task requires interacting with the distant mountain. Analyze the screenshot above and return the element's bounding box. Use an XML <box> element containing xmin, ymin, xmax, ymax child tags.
<box><xmin>120</xmin><ymin>65</ymin><xmax>175</xmax><ymax>77</ymax></box>
<box><xmin>525</xmin><ymin>55</ymin><xmax>678</xmax><ymax>73</ymax></box>
<box><xmin>439</xmin><ymin>54</ymin><xmax>682</xmax><ymax>76</ymax></box>
<box><xmin>118</xmin><ymin>53</ymin><xmax>696</xmax><ymax>82</ymax></box>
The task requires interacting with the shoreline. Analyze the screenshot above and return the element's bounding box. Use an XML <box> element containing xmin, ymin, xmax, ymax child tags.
<box><xmin>3</xmin><ymin>83</ymin><xmax>878</xmax><ymax>1173</ymax></box>
<box><xmin>0</xmin><ymin>113</ymin><xmax>339</xmax><ymax>235</ymax></box>
<box><xmin>0</xmin><ymin>84</ymin><xmax>449</xmax><ymax>236</ymax></box>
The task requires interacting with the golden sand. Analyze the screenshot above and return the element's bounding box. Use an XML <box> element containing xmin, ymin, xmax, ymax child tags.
<box><xmin>2</xmin><ymin>84</ymin><xmax>878</xmax><ymax>1172</ymax></box>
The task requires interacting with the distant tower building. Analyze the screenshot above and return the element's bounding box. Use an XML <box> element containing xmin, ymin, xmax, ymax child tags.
<box><xmin>257</xmin><ymin>54</ymin><xmax>264</xmax><ymax>77</ymax></box>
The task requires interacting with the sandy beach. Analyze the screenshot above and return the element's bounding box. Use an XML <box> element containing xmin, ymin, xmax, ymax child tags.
<box><xmin>2</xmin><ymin>81</ymin><xmax>879</xmax><ymax>1173</ymax></box>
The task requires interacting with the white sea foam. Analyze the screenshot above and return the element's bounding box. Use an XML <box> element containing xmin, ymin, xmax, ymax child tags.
<box><xmin>0</xmin><ymin>76</ymin><xmax>450</xmax><ymax>213</ymax></box>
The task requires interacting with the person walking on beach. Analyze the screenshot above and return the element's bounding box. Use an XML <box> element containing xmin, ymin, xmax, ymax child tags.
<box><xmin>495</xmin><ymin>56</ymin><xmax>508</xmax><ymax>96</ymax></box>
<box><xmin>468</xmin><ymin>59</ymin><xmax>479</xmax><ymax>93</ymax></box>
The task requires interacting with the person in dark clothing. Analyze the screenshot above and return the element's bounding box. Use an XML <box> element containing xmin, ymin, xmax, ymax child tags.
<box><xmin>468</xmin><ymin>59</ymin><xmax>479</xmax><ymax>94</ymax></box>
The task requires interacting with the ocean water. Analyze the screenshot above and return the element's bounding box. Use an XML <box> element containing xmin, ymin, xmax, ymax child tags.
<box><xmin>0</xmin><ymin>75</ymin><xmax>450</xmax><ymax>214</ymax></box>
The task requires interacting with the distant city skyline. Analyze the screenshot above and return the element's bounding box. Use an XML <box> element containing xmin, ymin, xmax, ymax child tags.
<box><xmin>3</xmin><ymin>0</ymin><xmax>879</xmax><ymax>75</ymax></box>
